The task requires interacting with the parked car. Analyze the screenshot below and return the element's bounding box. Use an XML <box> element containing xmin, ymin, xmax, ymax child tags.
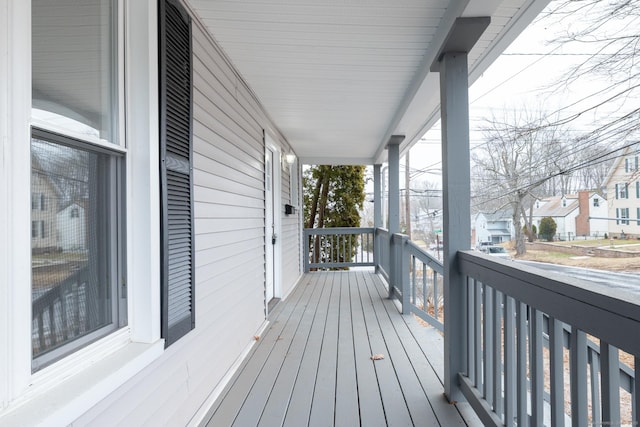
<box><xmin>479</xmin><ymin>245</ymin><xmax>510</xmax><ymax>259</ymax></box>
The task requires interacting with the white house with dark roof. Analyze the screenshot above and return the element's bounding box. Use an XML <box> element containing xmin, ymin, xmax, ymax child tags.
<box><xmin>532</xmin><ymin>191</ymin><xmax>608</xmax><ymax>240</ymax></box>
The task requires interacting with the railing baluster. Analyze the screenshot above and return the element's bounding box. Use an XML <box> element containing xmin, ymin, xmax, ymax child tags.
<box><xmin>433</xmin><ymin>269</ymin><xmax>438</xmax><ymax>321</ymax></box>
<box><xmin>422</xmin><ymin>263</ymin><xmax>427</xmax><ymax>313</ymax></box>
<box><xmin>570</xmin><ymin>328</ymin><xmax>588</xmax><ymax>427</ymax></box>
<box><xmin>601</xmin><ymin>341</ymin><xmax>621</xmax><ymax>425</ymax></box>
<box><xmin>474</xmin><ymin>282</ymin><xmax>482</xmax><ymax>389</ymax></box>
<box><xmin>516</xmin><ymin>301</ymin><xmax>527</xmax><ymax>426</ymax></box>
<box><xmin>590</xmin><ymin>346</ymin><xmax>601</xmax><ymax>427</ymax></box>
<box><xmin>48</xmin><ymin>301</ymin><xmax>56</xmax><ymax>345</ymax></box>
<box><xmin>411</xmin><ymin>256</ymin><xmax>416</xmax><ymax>305</ymax></box>
<box><xmin>634</xmin><ymin>356</ymin><xmax>640</xmax><ymax>426</ymax></box>
<box><xmin>493</xmin><ymin>290</ymin><xmax>503</xmax><ymax>419</ymax></box>
<box><xmin>530</xmin><ymin>308</ymin><xmax>544</xmax><ymax>426</ymax></box>
<box><xmin>504</xmin><ymin>296</ymin><xmax>516</xmax><ymax>427</ymax></box>
<box><xmin>550</xmin><ymin>317</ymin><xmax>565</xmax><ymax>427</ymax></box>
<box><xmin>467</xmin><ymin>278</ymin><xmax>475</xmax><ymax>384</ymax></box>
<box><xmin>483</xmin><ymin>284</ymin><xmax>494</xmax><ymax>407</ymax></box>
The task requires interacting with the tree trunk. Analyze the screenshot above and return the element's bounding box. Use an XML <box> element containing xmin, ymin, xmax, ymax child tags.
<box><xmin>512</xmin><ymin>201</ymin><xmax>526</xmax><ymax>256</ymax></box>
<box><xmin>314</xmin><ymin>166</ymin><xmax>332</xmax><ymax>264</ymax></box>
<box><xmin>306</xmin><ymin>173</ymin><xmax>323</xmax><ymax>229</ymax></box>
<box><xmin>317</xmin><ymin>166</ymin><xmax>332</xmax><ymax>228</ymax></box>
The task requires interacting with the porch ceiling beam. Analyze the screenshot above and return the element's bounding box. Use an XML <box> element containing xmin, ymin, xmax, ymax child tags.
<box><xmin>430</xmin><ymin>17</ymin><xmax>492</xmax><ymax>73</ymax></box>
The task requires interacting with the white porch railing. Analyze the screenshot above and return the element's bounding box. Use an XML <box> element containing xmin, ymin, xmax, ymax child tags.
<box><xmin>303</xmin><ymin>228</ymin><xmax>640</xmax><ymax>425</ymax></box>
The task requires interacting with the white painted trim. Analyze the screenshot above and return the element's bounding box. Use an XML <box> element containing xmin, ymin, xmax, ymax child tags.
<box><xmin>29</xmin><ymin>118</ymin><xmax>128</xmax><ymax>154</ymax></box>
<box><xmin>125</xmin><ymin>0</ymin><xmax>161</xmax><ymax>343</ymax></box>
<box><xmin>187</xmin><ymin>320</ymin><xmax>270</xmax><ymax>427</ymax></box>
<box><xmin>0</xmin><ymin>1</ymin><xmax>163</xmax><ymax>419</ymax></box>
<box><xmin>0</xmin><ymin>0</ymin><xmax>33</xmax><ymax>405</ymax></box>
<box><xmin>1</xmin><ymin>340</ymin><xmax>164</xmax><ymax>426</ymax></box>
<box><xmin>265</xmin><ymin>133</ymin><xmax>283</xmax><ymax>304</ymax></box>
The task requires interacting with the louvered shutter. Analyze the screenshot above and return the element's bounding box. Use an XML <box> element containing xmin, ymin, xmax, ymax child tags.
<box><xmin>616</xmin><ymin>208</ymin><xmax>620</xmax><ymax>225</ymax></box>
<box><xmin>159</xmin><ymin>0</ymin><xmax>194</xmax><ymax>346</ymax></box>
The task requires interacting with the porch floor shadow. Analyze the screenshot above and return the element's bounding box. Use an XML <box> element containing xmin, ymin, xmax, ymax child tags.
<box><xmin>201</xmin><ymin>270</ymin><xmax>479</xmax><ymax>426</ymax></box>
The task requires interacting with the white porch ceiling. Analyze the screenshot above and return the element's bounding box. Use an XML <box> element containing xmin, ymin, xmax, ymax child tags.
<box><xmin>187</xmin><ymin>0</ymin><xmax>550</xmax><ymax>165</ymax></box>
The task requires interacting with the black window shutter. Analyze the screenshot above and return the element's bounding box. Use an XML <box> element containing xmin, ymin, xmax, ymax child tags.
<box><xmin>159</xmin><ymin>0</ymin><xmax>194</xmax><ymax>347</ymax></box>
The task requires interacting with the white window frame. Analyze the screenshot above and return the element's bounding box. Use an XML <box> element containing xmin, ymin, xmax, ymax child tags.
<box><xmin>1</xmin><ymin>0</ymin><xmax>163</xmax><ymax>422</ymax></box>
<box><xmin>617</xmin><ymin>182</ymin><xmax>629</xmax><ymax>199</ymax></box>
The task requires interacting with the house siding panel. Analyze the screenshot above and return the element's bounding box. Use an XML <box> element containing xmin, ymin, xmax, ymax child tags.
<box><xmin>606</xmin><ymin>147</ymin><xmax>640</xmax><ymax>237</ymax></box>
<box><xmin>74</xmin><ymin>8</ymin><xmax>302</xmax><ymax>426</ymax></box>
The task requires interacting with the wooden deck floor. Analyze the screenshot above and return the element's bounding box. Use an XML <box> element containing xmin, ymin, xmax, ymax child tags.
<box><xmin>202</xmin><ymin>270</ymin><xmax>479</xmax><ymax>426</ymax></box>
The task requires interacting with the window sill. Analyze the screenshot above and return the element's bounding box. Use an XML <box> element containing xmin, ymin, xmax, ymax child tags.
<box><xmin>1</xmin><ymin>339</ymin><xmax>164</xmax><ymax>426</ymax></box>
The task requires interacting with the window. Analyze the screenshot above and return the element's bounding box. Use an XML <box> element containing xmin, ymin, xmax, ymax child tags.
<box><xmin>616</xmin><ymin>208</ymin><xmax>630</xmax><ymax>225</ymax></box>
<box><xmin>616</xmin><ymin>183</ymin><xmax>629</xmax><ymax>199</ymax></box>
<box><xmin>70</xmin><ymin>207</ymin><xmax>79</xmax><ymax>218</ymax></box>
<box><xmin>625</xmin><ymin>156</ymin><xmax>638</xmax><ymax>173</ymax></box>
<box><xmin>31</xmin><ymin>0</ymin><xmax>125</xmax><ymax>371</ymax></box>
<box><xmin>593</xmin><ymin>197</ymin><xmax>599</xmax><ymax>207</ymax></box>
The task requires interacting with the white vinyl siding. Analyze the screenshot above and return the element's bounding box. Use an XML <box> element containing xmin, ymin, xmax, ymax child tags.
<box><xmin>73</xmin><ymin>13</ymin><xmax>302</xmax><ymax>425</ymax></box>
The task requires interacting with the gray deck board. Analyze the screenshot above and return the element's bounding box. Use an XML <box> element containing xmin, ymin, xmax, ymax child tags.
<box><xmin>202</xmin><ymin>271</ymin><xmax>475</xmax><ymax>427</ymax></box>
<box><xmin>334</xmin><ymin>272</ymin><xmax>359</xmax><ymax>427</ymax></box>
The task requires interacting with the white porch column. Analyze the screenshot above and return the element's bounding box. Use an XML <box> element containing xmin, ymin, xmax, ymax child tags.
<box><xmin>387</xmin><ymin>135</ymin><xmax>403</xmax><ymax>298</ymax></box>
<box><xmin>432</xmin><ymin>17</ymin><xmax>490</xmax><ymax>402</ymax></box>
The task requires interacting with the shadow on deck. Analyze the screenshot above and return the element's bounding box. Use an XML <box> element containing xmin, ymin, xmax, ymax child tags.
<box><xmin>202</xmin><ymin>270</ymin><xmax>479</xmax><ymax>426</ymax></box>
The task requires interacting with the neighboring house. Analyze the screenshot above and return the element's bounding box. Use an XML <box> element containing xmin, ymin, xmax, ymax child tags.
<box><xmin>57</xmin><ymin>201</ymin><xmax>86</xmax><ymax>251</ymax></box>
<box><xmin>474</xmin><ymin>209</ymin><xmax>515</xmax><ymax>245</ymax></box>
<box><xmin>603</xmin><ymin>145</ymin><xmax>640</xmax><ymax>237</ymax></box>
<box><xmin>31</xmin><ymin>157</ymin><xmax>59</xmax><ymax>252</ymax></box>
<box><xmin>531</xmin><ymin>191</ymin><xmax>607</xmax><ymax>240</ymax></box>
<box><xmin>0</xmin><ymin>1</ymin><xmax>554</xmax><ymax>425</ymax></box>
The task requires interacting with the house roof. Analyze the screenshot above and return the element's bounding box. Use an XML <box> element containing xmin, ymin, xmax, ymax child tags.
<box><xmin>533</xmin><ymin>194</ymin><xmax>579</xmax><ymax>218</ymax></box>
<box><xmin>184</xmin><ymin>0</ymin><xmax>549</xmax><ymax>165</ymax></box>
<box><xmin>601</xmin><ymin>144</ymin><xmax>639</xmax><ymax>188</ymax></box>
<box><xmin>476</xmin><ymin>208</ymin><xmax>513</xmax><ymax>222</ymax></box>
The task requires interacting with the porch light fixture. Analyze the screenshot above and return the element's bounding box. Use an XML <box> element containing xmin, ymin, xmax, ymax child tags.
<box><xmin>282</xmin><ymin>152</ymin><xmax>296</xmax><ymax>170</ymax></box>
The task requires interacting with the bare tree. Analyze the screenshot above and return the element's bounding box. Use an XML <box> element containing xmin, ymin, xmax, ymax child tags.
<box><xmin>542</xmin><ymin>0</ymin><xmax>640</xmax><ymax>146</ymax></box>
<box><xmin>472</xmin><ymin>109</ymin><xmax>570</xmax><ymax>255</ymax></box>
